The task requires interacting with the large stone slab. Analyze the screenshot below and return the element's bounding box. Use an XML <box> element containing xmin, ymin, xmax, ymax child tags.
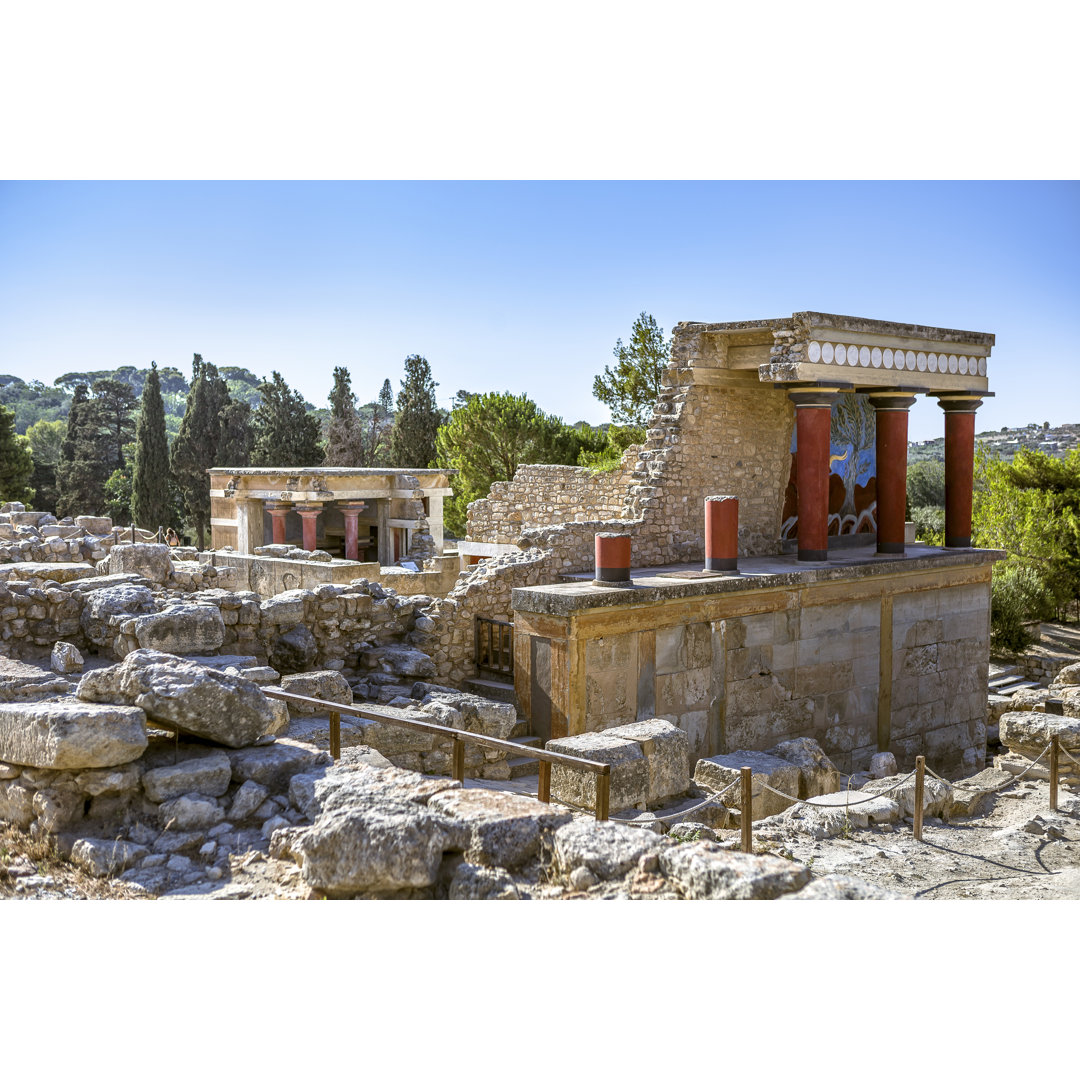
<box><xmin>694</xmin><ymin>751</ymin><xmax>802</xmax><ymax>821</ymax></box>
<box><xmin>76</xmin><ymin>649</ymin><xmax>279</xmax><ymax>748</ymax></box>
<box><xmin>605</xmin><ymin>719</ymin><xmax>690</xmax><ymax>804</ymax></box>
<box><xmin>0</xmin><ymin>701</ymin><xmax>147</xmax><ymax>769</ymax></box>
<box><xmin>132</xmin><ymin>604</ymin><xmax>226</xmax><ymax>654</ymax></box>
<box><xmin>71</xmin><ymin>837</ymin><xmax>148</xmax><ymax>878</ymax></box>
<box><xmin>278</xmin><ymin>671</ymin><xmax>353</xmax><ymax>715</ymax></box>
<box><xmin>0</xmin><ymin>658</ymin><xmax>71</xmax><ymax>703</ymax></box>
<box><xmin>770</xmin><ymin>737</ymin><xmax>842</xmax><ymax>799</ymax></box>
<box><xmin>142</xmin><ymin>750</ymin><xmax>233</xmax><ymax>802</ymax></box>
<box><xmin>227</xmin><ymin>739</ymin><xmax>333</xmax><ymax>793</ymax></box>
<box><xmin>553</xmin><ymin>818</ymin><xmax>668</xmax><ymax>882</ymax></box>
<box><xmin>80</xmin><ymin>583</ymin><xmax>156</xmax><ymax>648</ymax></box>
<box><xmin>659</xmin><ymin>842</ymin><xmax>811</xmax><ymax>899</ymax></box>
<box><xmin>97</xmin><ymin>542</ymin><xmax>174</xmax><ymax>583</ymax></box>
<box><xmin>1000</xmin><ymin>710</ymin><xmax>1080</xmax><ymax>755</ymax></box>
<box><xmin>546</xmin><ymin>731</ymin><xmax>648</xmax><ymax>813</ymax></box>
<box><xmin>7</xmin><ymin>562</ymin><xmax>98</xmax><ymax>584</ymax></box>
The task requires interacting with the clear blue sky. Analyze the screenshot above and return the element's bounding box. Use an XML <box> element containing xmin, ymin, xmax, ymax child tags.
<box><xmin>1</xmin><ymin>180</ymin><xmax>1076</xmax><ymax>443</ymax></box>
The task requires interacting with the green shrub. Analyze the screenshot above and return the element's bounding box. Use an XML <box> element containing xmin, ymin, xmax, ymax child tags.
<box><xmin>990</xmin><ymin>563</ymin><xmax>1052</xmax><ymax>653</ymax></box>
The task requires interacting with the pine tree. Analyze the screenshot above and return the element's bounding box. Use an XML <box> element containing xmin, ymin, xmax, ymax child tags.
<box><xmin>132</xmin><ymin>361</ymin><xmax>172</xmax><ymax>530</ymax></box>
<box><xmin>218</xmin><ymin>398</ymin><xmax>254</xmax><ymax>467</ymax></box>
<box><xmin>56</xmin><ymin>384</ymin><xmax>109</xmax><ymax>518</ymax></box>
<box><xmin>323</xmin><ymin>366</ymin><xmax>365</xmax><ymax>466</ymax></box>
<box><xmin>251</xmin><ymin>371</ymin><xmax>323</xmax><ymax>467</ymax></box>
<box><xmin>388</xmin><ymin>355</ymin><xmax>443</xmax><ymax>468</ymax></box>
<box><xmin>25</xmin><ymin>418</ymin><xmax>65</xmax><ymax>513</ymax></box>
<box><xmin>90</xmin><ymin>378</ymin><xmax>138</xmax><ymax>473</ymax></box>
<box><xmin>592</xmin><ymin>312</ymin><xmax>670</xmax><ymax>428</ymax></box>
<box><xmin>0</xmin><ymin>404</ymin><xmax>34</xmax><ymax>505</ymax></box>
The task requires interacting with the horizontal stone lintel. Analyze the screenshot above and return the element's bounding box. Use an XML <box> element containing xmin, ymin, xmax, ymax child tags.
<box><xmin>759</xmin><ymin>362</ymin><xmax>988</xmax><ymax>394</ymax></box>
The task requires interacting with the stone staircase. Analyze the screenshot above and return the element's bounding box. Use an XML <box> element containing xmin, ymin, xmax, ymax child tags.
<box><xmin>463</xmin><ymin>674</ymin><xmax>541</xmax><ymax>779</ymax></box>
<box><xmin>987</xmin><ymin>663</ymin><xmax>1041</xmax><ymax>697</ymax></box>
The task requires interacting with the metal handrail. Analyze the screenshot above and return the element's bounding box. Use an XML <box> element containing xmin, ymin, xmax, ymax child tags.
<box><xmin>263</xmin><ymin>687</ymin><xmax>612</xmax><ymax>820</ymax></box>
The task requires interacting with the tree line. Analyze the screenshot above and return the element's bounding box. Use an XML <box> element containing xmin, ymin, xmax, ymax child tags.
<box><xmin>0</xmin><ymin>312</ymin><xmax>672</xmax><ymax>543</ymax></box>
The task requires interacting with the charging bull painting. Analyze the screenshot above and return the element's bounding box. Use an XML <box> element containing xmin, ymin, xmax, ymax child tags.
<box><xmin>781</xmin><ymin>394</ymin><xmax>877</xmax><ymax>540</ymax></box>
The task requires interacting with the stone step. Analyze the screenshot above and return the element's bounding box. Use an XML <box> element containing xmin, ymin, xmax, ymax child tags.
<box><xmin>507</xmin><ymin>756</ymin><xmax>540</xmax><ymax>779</ymax></box>
<box><xmin>988</xmin><ymin>663</ymin><xmax>1019</xmax><ymax>680</ymax></box>
<box><xmin>463</xmin><ymin>676</ymin><xmax>517</xmax><ymax>705</ymax></box>
<box><xmin>510</xmin><ymin>733</ymin><xmax>541</xmax><ymax>751</ymax></box>
<box><xmin>509</xmin><ymin>719</ymin><xmax>532</xmax><ymax>739</ymax></box>
<box><xmin>999</xmin><ymin>680</ymin><xmax>1042</xmax><ymax>696</ymax></box>
<box><xmin>988</xmin><ymin>674</ymin><xmax>1026</xmax><ymax>690</ymax></box>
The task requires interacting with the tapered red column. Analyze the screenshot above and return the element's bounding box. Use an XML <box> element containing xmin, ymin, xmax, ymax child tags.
<box><xmin>340</xmin><ymin>501</ymin><xmax>367</xmax><ymax>561</ymax></box>
<box><xmin>267</xmin><ymin>503</ymin><xmax>291</xmax><ymax>546</ymax></box>
<box><xmin>936</xmin><ymin>396</ymin><xmax>984</xmax><ymax>548</ymax></box>
<box><xmin>704</xmin><ymin>496</ymin><xmax>738</xmax><ymax>571</ymax></box>
<box><xmin>870</xmin><ymin>394</ymin><xmax>917</xmax><ymax>554</ymax></box>
<box><xmin>297</xmin><ymin>505</ymin><xmax>323</xmax><ymax>552</ymax></box>
<box><xmin>789</xmin><ymin>391</ymin><xmax>838</xmax><ymax>561</ymax></box>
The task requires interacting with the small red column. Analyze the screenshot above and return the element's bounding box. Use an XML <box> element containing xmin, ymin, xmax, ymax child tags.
<box><xmin>340</xmin><ymin>501</ymin><xmax>366</xmax><ymax>561</ymax></box>
<box><xmin>297</xmin><ymin>506</ymin><xmax>323</xmax><ymax>552</ymax></box>
<box><xmin>937</xmin><ymin>396</ymin><xmax>984</xmax><ymax>548</ymax></box>
<box><xmin>870</xmin><ymin>394</ymin><xmax>916</xmax><ymax>554</ymax></box>
<box><xmin>267</xmin><ymin>503</ymin><xmax>291</xmax><ymax>545</ymax></box>
<box><xmin>790</xmin><ymin>391</ymin><xmax>837</xmax><ymax>561</ymax></box>
<box><xmin>704</xmin><ymin>496</ymin><xmax>739</xmax><ymax>572</ymax></box>
<box><xmin>594</xmin><ymin>532</ymin><xmax>632</xmax><ymax>584</ymax></box>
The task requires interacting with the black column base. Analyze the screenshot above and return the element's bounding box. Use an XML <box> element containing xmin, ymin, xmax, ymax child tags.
<box><xmin>594</xmin><ymin>566</ymin><xmax>631</xmax><ymax>582</ymax></box>
<box><xmin>945</xmin><ymin>535</ymin><xmax>971</xmax><ymax>548</ymax></box>
<box><xmin>797</xmin><ymin>548</ymin><xmax>828</xmax><ymax>562</ymax></box>
<box><xmin>705</xmin><ymin>557</ymin><xmax>738</xmax><ymax>572</ymax></box>
<box><xmin>876</xmin><ymin>541</ymin><xmax>906</xmax><ymax>555</ymax></box>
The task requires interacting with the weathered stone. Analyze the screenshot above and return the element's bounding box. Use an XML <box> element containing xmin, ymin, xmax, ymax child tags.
<box><xmin>10</xmin><ymin>562</ymin><xmax>97</xmax><ymax>584</ymax></box>
<box><xmin>426</xmin><ymin>788</ymin><xmax>572</xmax><ymax>869</ymax></box>
<box><xmin>132</xmin><ymin>604</ymin><xmax>226</xmax><ymax>654</ymax></box>
<box><xmin>79</xmin><ymin>583</ymin><xmax>156</xmax><ymax>647</ymax></box>
<box><xmin>547</xmin><ymin>731</ymin><xmax>649</xmax><ymax>812</ymax></box>
<box><xmin>227</xmin><ymin>739</ymin><xmax>333</xmax><ymax>794</ymax></box>
<box><xmin>159</xmin><ymin>794</ymin><xmax>225</xmax><ymax>831</ymax></box>
<box><xmin>0</xmin><ymin>700</ymin><xmax>148</xmax><ymax>769</ymax></box>
<box><xmin>1000</xmin><ymin>710</ymin><xmax>1080</xmax><ymax>755</ymax></box>
<box><xmin>259</xmin><ymin>591</ymin><xmax>307</xmax><ymax>626</ymax></box>
<box><xmin>861</xmin><ymin>773</ymin><xmax>952</xmax><ymax>819</ymax></box>
<box><xmin>947</xmin><ymin>768</ymin><xmax>1003</xmax><ymax>817</ymax></box>
<box><xmin>71</xmin><ymin>837</ymin><xmax>148</xmax><ymax>878</ymax></box>
<box><xmin>77</xmin><ymin>649</ymin><xmax>279</xmax><ymax>748</ymax></box>
<box><xmin>553</xmin><ymin>818</ymin><xmax>667</xmax><ymax>881</ymax></box>
<box><xmin>869</xmin><ymin>751</ymin><xmax>897</xmax><ymax>779</ymax></box>
<box><xmin>361</xmin><ymin>646</ymin><xmax>435</xmax><ymax>679</ymax></box>
<box><xmin>32</xmin><ymin>785</ymin><xmax>84</xmax><ymax>832</ymax></box>
<box><xmin>667</xmin><ymin>821</ymin><xmax>719</xmax><ymax>843</ymax></box>
<box><xmin>659</xmin><ymin>842</ymin><xmax>811</xmax><ymax>899</ymax></box>
<box><xmin>1054</xmin><ymin>662</ymin><xmax>1080</xmax><ymax>687</ymax></box>
<box><xmin>605</xmin><ymin>719</ymin><xmax>690</xmax><ymax>804</ymax></box>
<box><xmin>278</xmin><ymin>671</ymin><xmax>353</xmax><ymax>715</ymax></box>
<box><xmin>0</xmin><ymin>778</ymin><xmax>35</xmax><ymax>828</ymax></box>
<box><xmin>143</xmin><ymin>750</ymin><xmax>233</xmax><ymax>802</ymax></box>
<box><xmin>694</xmin><ymin>751</ymin><xmax>802</xmax><ymax>821</ymax></box>
<box><xmin>97</xmin><ymin>542</ymin><xmax>173</xmax><ymax>583</ymax></box>
<box><xmin>0</xmin><ymin>658</ymin><xmax>70</xmax><ymax>702</ymax></box>
<box><xmin>765</xmin><ymin>793</ymin><xmax>900</xmax><ymax>837</ymax></box>
<box><xmin>781</xmin><ymin>874</ymin><xmax>906</xmax><ymax>900</ymax></box>
<box><xmin>75</xmin><ymin>515</ymin><xmax>112</xmax><ymax>534</ymax></box>
<box><xmin>447</xmin><ymin>861</ymin><xmax>521</xmax><ymax>900</ymax></box>
<box><xmin>269</xmin><ymin>625</ymin><xmax>317</xmax><ymax>673</ymax></box>
<box><xmin>228</xmin><ymin>779</ymin><xmax>269</xmax><ymax>821</ymax></box>
<box><xmin>74</xmin><ymin>762</ymin><xmax>142</xmax><ymax>797</ymax></box>
<box><xmin>51</xmin><ymin>641</ymin><xmax>84</xmax><ymax>675</ymax></box>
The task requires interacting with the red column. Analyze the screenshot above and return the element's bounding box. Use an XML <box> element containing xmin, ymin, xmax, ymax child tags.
<box><xmin>297</xmin><ymin>506</ymin><xmax>322</xmax><ymax>552</ymax></box>
<box><xmin>937</xmin><ymin>396</ymin><xmax>983</xmax><ymax>548</ymax></box>
<box><xmin>340</xmin><ymin>501</ymin><xmax>366</xmax><ymax>561</ymax></box>
<box><xmin>267</xmin><ymin>504</ymin><xmax>290</xmax><ymax>545</ymax></box>
<box><xmin>704</xmin><ymin>496</ymin><xmax>739</xmax><ymax>571</ymax></box>
<box><xmin>790</xmin><ymin>391</ymin><xmax>837</xmax><ymax>561</ymax></box>
<box><xmin>594</xmin><ymin>532</ymin><xmax>632</xmax><ymax>584</ymax></box>
<box><xmin>870</xmin><ymin>394</ymin><xmax>916</xmax><ymax>554</ymax></box>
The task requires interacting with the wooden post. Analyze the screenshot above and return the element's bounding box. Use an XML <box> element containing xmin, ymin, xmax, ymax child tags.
<box><xmin>914</xmin><ymin>755</ymin><xmax>925</xmax><ymax>841</ymax></box>
<box><xmin>538</xmin><ymin>760</ymin><xmax>551</xmax><ymax>804</ymax></box>
<box><xmin>329</xmin><ymin>710</ymin><xmax>340</xmax><ymax>761</ymax></box>
<box><xmin>452</xmin><ymin>738</ymin><xmax>465</xmax><ymax>783</ymax></box>
<box><xmin>741</xmin><ymin>767</ymin><xmax>753</xmax><ymax>854</ymax></box>
<box><xmin>596</xmin><ymin>769</ymin><xmax>610</xmax><ymax>821</ymax></box>
<box><xmin>1050</xmin><ymin>735</ymin><xmax>1059</xmax><ymax>812</ymax></box>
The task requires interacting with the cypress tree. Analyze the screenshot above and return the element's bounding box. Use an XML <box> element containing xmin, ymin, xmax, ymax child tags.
<box><xmin>323</xmin><ymin>366</ymin><xmax>364</xmax><ymax>466</ymax></box>
<box><xmin>56</xmin><ymin>383</ymin><xmax>109</xmax><ymax>518</ymax></box>
<box><xmin>388</xmin><ymin>355</ymin><xmax>443</xmax><ymax>468</ymax></box>
<box><xmin>0</xmin><ymin>404</ymin><xmax>34</xmax><ymax>505</ymax></box>
<box><xmin>132</xmin><ymin>361</ymin><xmax>171</xmax><ymax>530</ymax></box>
<box><xmin>251</xmin><ymin>371</ymin><xmax>323</xmax><ymax>467</ymax></box>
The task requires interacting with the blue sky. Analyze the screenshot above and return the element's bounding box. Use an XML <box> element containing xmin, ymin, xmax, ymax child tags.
<box><xmin>1</xmin><ymin>180</ymin><xmax>1076</xmax><ymax>443</ymax></box>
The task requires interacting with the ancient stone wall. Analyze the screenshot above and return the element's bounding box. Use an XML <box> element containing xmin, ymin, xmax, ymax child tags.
<box><xmin>466</xmin><ymin>460</ymin><xmax>637</xmax><ymax>545</ymax></box>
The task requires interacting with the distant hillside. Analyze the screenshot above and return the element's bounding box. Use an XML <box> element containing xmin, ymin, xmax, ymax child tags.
<box><xmin>0</xmin><ymin>364</ymin><xmax>318</xmax><ymax>439</ymax></box>
<box><xmin>908</xmin><ymin>422</ymin><xmax>1080</xmax><ymax>465</ymax></box>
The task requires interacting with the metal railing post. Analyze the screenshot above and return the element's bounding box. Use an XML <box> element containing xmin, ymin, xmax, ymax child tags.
<box><xmin>329</xmin><ymin>710</ymin><xmax>340</xmax><ymax>761</ymax></box>
<box><xmin>452</xmin><ymin>737</ymin><xmax>465</xmax><ymax>783</ymax></box>
<box><xmin>1050</xmin><ymin>735</ymin><xmax>1059</xmax><ymax>812</ymax></box>
<box><xmin>595</xmin><ymin>769</ymin><xmax>610</xmax><ymax>821</ymax></box>
<box><xmin>538</xmin><ymin>760</ymin><xmax>551</xmax><ymax>804</ymax></box>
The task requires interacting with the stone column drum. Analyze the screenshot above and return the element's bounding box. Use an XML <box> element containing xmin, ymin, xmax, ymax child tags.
<box><xmin>789</xmin><ymin>391</ymin><xmax>837</xmax><ymax>562</ymax></box>
<box><xmin>871</xmin><ymin>393</ymin><xmax>916</xmax><ymax>555</ymax></box>
<box><xmin>594</xmin><ymin>532</ymin><xmax>632</xmax><ymax>584</ymax></box>
<box><xmin>704</xmin><ymin>496</ymin><xmax>739</xmax><ymax>572</ymax></box>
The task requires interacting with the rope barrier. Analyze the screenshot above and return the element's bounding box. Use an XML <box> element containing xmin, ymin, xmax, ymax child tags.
<box><xmin>753</xmin><ymin>770</ymin><xmax>918</xmax><ymax>809</ymax></box>
<box><xmin>1058</xmin><ymin>743</ymin><xmax>1080</xmax><ymax>768</ymax></box>
<box><xmin>927</xmin><ymin>743</ymin><xmax>1053</xmax><ymax>795</ymax></box>
<box><xmin>609</xmin><ymin>775</ymin><xmax>744</xmax><ymax>827</ymax></box>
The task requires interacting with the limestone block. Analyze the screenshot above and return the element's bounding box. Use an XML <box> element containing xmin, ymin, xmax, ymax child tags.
<box><xmin>770</xmin><ymin>737</ymin><xmax>841</xmax><ymax>799</ymax></box>
<box><xmin>552</xmin><ymin>818</ymin><xmax>667</xmax><ymax>882</ymax></box>
<box><xmin>605</xmin><ymin>719</ymin><xmax>690</xmax><ymax>804</ymax></box>
<box><xmin>98</xmin><ymin>543</ymin><xmax>173</xmax><ymax>583</ymax></box>
<box><xmin>227</xmin><ymin>739</ymin><xmax>333</xmax><ymax>794</ymax></box>
<box><xmin>159</xmin><ymin>794</ymin><xmax>225</xmax><ymax>831</ymax></box>
<box><xmin>278</xmin><ymin>671</ymin><xmax>353</xmax><ymax>715</ymax></box>
<box><xmin>227</xmin><ymin>779</ymin><xmax>269</xmax><ymax>821</ymax></box>
<box><xmin>861</xmin><ymin>773</ymin><xmax>952</xmax><ymax>819</ymax></box>
<box><xmin>361</xmin><ymin>646</ymin><xmax>436</xmax><ymax>679</ymax></box>
<box><xmin>659</xmin><ymin>842</ymin><xmax>811</xmax><ymax>900</ymax></box>
<box><xmin>132</xmin><ymin>605</ymin><xmax>226</xmax><ymax>655</ymax></box>
<box><xmin>870</xmin><ymin>751</ymin><xmax>897</xmax><ymax>780</ymax></box>
<box><xmin>0</xmin><ymin>701</ymin><xmax>148</xmax><ymax>769</ymax></box>
<box><xmin>780</xmin><ymin>875</ymin><xmax>905</xmax><ymax>900</ymax></box>
<box><xmin>290</xmin><ymin>759</ymin><xmax>456</xmax><ymax>819</ymax></box>
<box><xmin>76</xmin><ymin>649</ymin><xmax>279</xmax><ymax>748</ymax></box>
<box><xmin>1054</xmin><ymin>661</ymin><xmax>1080</xmax><ymax>687</ymax></box>
<box><xmin>75</xmin><ymin>516</ymin><xmax>112</xmax><ymax>535</ymax></box>
<box><xmin>0</xmin><ymin>778</ymin><xmax>35</xmax><ymax>828</ymax></box>
<box><xmin>426</xmin><ymin>788</ymin><xmax>572</xmax><ymax>868</ymax></box>
<box><xmin>447</xmin><ymin>862</ymin><xmax>521</xmax><ymax>900</ymax></box>
<box><xmin>546</xmin><ymin>731</ymin><xmax>648</xmax><ymax>813</ymax></box>
<box><xmin>694</xmin><ymin>751</ymin><xmax>801</xmax><ymax>821</ymax></box>
<box><xmin>71</xmin><ymin>837</ymin><xmax>148</xmax><ymax>878</ymax></box>
<box><xmin>269</xmin><ymin>625</ymin><xmax>317</xmax><ymax>674</ymax></box>
<box><xmin>80</xmin><ymin>583</ymin><xmax>156</xmax><ymax>647</ymax></box>
<box><xmin>0</xmin><ymin>658</ymin><xmax>71</xmax><ymax>702</ymax></box>
<box><xmin>51</xmin><ymin>641</ymin><xmax>84</xmax><ymax>675</ymax></box>
<box><xmin>142</xmin><ymin>750</ymin><xmax>233</xmax><ymax>802</ymax></box>
<box><xmin>1000</xmin><ymin>710</ymin><xmax>1080</xmax><ymax>755</ymax></box>
<box><xmin>9</xmin><ymin>562</ymin><xmax>97</xmax><ymax>584</ymax></box>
